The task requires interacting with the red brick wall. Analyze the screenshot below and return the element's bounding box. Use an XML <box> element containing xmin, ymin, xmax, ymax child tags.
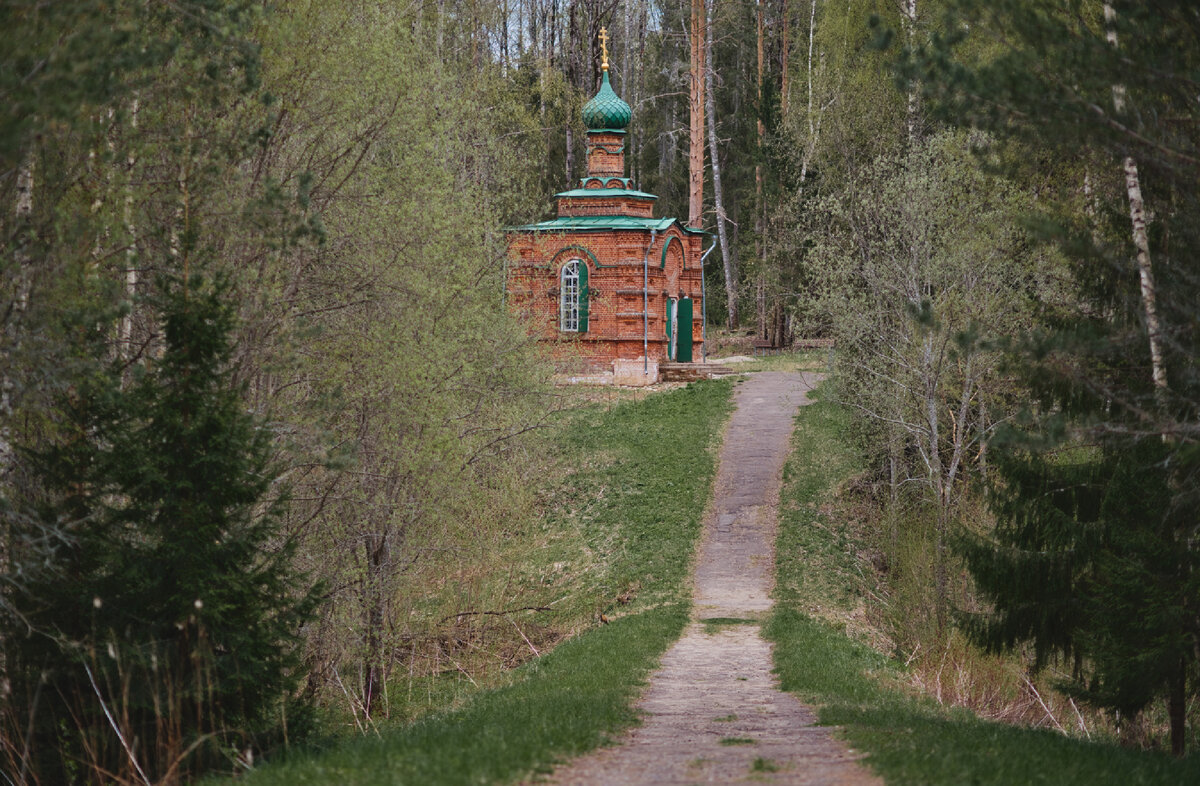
<box><xmin>506</xmin><ymin>226</ymin><xmax>706</xmax><ymax>371</ymax></box>
<box><xmin>586</xmin><ymin>131</ymin><xmax>626</xmax><ymax>178</ymax></box>
<box><xmin>558</xmin><ymin>196</ymin><xmax>654</xmax><ymax>218</ymax></box>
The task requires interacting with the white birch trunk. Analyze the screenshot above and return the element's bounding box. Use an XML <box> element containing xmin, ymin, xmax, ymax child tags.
<box><xmin>3</xmin><ymin>148</ymin><xmax>35</xmax><ymax>461</ymax></box>
<box><xmin>1123</xmin><ymin>157</ymin><xmax>1167</xmax><ymax>391</ymax></box>
<box><xmin>1105</xmin><ymin>4</ymin><xmax>1167</xmax><ymax>392</ymax></box>
<box><xmin>799</xmin><ymin>0</ymin><xmax>820</xmax><ymax>185</ymax></box>
<box><xmin>904</xmin><ymin>0</ymin><xmax>919</xmax><ymax>147</ymax></box>
<box><xmin>2</xmin><ymin>143</ymin><xmax>35</xmax><ymax>629</ymax></box>
<box><xmin>120</xmin><ymin>98</ymin><xmax>139</xmax><ymax>357</ymax></box>
<box><xmin>704</xmin><ymin>0</ymin><xmax>737</xmax><ymax>328</ymax></box>
<box><xmin>14</xmin><ymin>152</ymin><xmax>34</xmax><ymax>308</ymax></box>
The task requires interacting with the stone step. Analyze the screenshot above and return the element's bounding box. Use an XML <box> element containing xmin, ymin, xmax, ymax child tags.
<box><xmin>659</xmin><ymin>362</ymin><xmax>737</xmax><ymax>381</ymax></box>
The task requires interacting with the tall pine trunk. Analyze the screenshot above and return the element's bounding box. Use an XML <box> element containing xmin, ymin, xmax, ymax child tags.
<box><xmin>688</xmin><ymin>0</ymin><xmax>706</xmax><ymax>228</ymax></box>
<box><xmin>755</xmin><ymin>0</ymin><xmax>766</xmax><ymax>338</ymax></box>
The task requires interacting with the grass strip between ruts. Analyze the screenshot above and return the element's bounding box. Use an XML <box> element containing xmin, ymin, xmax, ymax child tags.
<box><xmin>766</xmin><ymin>384</ymin><xmax>1200</xmax><ymax>785</ymax></box>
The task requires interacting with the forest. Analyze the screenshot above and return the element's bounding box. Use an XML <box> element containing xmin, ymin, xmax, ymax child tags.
<box><xmin>1</xmin><ymin>0</ymin><xmax>1197</xmax><ymax>782</ymax></box>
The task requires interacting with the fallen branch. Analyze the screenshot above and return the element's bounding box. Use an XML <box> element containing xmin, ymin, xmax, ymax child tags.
<box><xmin>83</xmin><ymin>663</ymin><xmax>151</xmax><ymax>786</ymax></box>
<box><xmin>1069</xmin><ymin>697</ymin><xmax>1091</xmax><ymax>739</ymax></box>
<box><xmin>1023</xmin><ymin>674</ymin><xmax>1066</xmax><ymax>735</ymax></box>
<box><xmin>507</xmin><ymin>616</ymin><xmax>541</xmax><ymax>659</ymax></box>
<box><xmin>439</xmin><ymin>605</ymin><xmax>551</xmax><ymax>624</ymax></box>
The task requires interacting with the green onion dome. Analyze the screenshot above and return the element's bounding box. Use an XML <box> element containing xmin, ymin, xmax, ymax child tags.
<box><xmin>581</xmin><ymin>71</ymin><xmax>631</xmax><ymax>131</ymax></box>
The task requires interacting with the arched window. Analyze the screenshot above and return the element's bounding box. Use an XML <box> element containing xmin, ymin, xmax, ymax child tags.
<box><xmin>559</xmin><ymin>259</ymin><xmax>588</xmax><ymax>332</ymax></box>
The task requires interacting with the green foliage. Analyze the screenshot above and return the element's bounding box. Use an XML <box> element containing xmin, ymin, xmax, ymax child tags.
<box><xmin>769</xmin><ymin>390</ymin><xmax>1200</xmax><ymax>784</ymax></box>
<box><xmin>552</xmin><ymin>380</ymin><xmax>735</xmax><ymax>606</ymax></box>
<box><xmin>0</xmin><ymin>1</ymin><xmax>262</xmax><ymax>171</ymax></box>
<box><xmin>903</xmin><ymin>1</ymin><xmax>1200</xmax><ymax>175</ymax></box>
<box><xmin>233</xmin><ymin>379</ymin><xmax>735</xmax><ymax>783</ymax></box>
<box><xmin>897</xmin><ymin>0</ymin><xmax>1200</xmax><ymax>751</ymax></box>
<box><xmin>1</xmin><ymin>0</ymin><xmax>271</xmax><ymax>441</ymax></box>
<box><xmin>2</xmin><ymin>278</ymin><xmax>316</xmax><ymax>782</ymax></box>
<box><xmin>769</xmin><ymin>609</ymin><xmax>1200</xmax><ymax>785</ymax></box>
<box><xmin>225</xmin><ymin>0</ymin><xmax>559</xmax><ymax>717</ymax></box>
<box><xmin>718</xmin><ymin>737</ymin><xmax>756</xmax><ymax>746</ymax></box>
<box><xmin>1</xmin><ymin>3</ymin><xmax>326</xmax><ymax>780</ymax></box>
<box><xmin>236</xmin><ymin>605</ymin><xmax>689</xmax><ymax>786</ymax></box>
<box><xmin>792</xmin><ymin>129</ymin><xmax>1049</xmax><ymax>630</ymax></box>
<box><xmin>964</xmin><ymin>415</ymin><xmax>1200</xmax><ymax>740</ymax></box>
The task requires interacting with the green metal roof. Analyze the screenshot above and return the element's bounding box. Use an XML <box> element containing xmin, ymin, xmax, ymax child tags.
<box><xmin>554</xmin><ymin>188</ymin><xmax>658</xmax><ymax>201</ymax></box>
<box><xmin>581</xmin><ymin>71</ymin><xmax>632</xmax><ymax>130</ymax></box>
<box><xmin>508</xmin><ymin>216</ymin><xmax>679</xmax><ymax>233</ymax></box>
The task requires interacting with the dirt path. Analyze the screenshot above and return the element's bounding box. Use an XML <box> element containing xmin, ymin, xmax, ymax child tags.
<box><xmin>543</xmin><ymin>372</ymin><xmax>880</xmax><ymax>785</ymax></box>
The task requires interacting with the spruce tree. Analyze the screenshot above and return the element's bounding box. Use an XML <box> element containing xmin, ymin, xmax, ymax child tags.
<box><xmin>2</xmin><ymin>277</ymin><xmax>316</xmax><ymax>782</ymax></box>
<box><xmin>899</xmin><ymin>0</ymin><xmax>1200</xmax><ymax>753</ymax></box>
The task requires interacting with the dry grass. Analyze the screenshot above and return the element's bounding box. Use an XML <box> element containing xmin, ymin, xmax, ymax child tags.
<box><xmin>776</xmin><ymin>383</ymin><xmax>1130</xmax><ymax>748</ymax></box>
<box><xmin>301</xmin><ymin>378</ymin><xmax>735</xmax><ymax>737</ymax></box>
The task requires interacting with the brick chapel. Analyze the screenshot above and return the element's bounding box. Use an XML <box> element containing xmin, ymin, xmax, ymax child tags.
<box><xmin>505</xmin><ymin>32</ymin><xmax>706</xmax><ymax>383</ymax></box>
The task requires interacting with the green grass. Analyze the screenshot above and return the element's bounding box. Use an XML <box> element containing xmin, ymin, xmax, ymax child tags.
<box><xmin>773</xmin><ymin>385</ymin><xmax>868</xmax><ymax>620</ymax></box>
<box><xmin>552</xmin><ymin>378</ymin><xmax>735</xmax><ymax>610</ymax></box>
<box><xmin>767</xmin><ymin>383</ymin><xmax>1200</xmax><ymax>784</ymax></box>
<box><xmin>235</xmin><ymin>379</ymin><xmax>735</xmax><ymax>784</ymax></box>
<box><xmin>238</xmin><ymin>607</ymin><xmax>688</xmax><ymax>785</ymax></box>
<box><xmin>719</xmin><ymin>737</ymin><xmax>756</xmax><ymax>746</ymax></box>
<box><xmin>750</xmin><ymin>756</ymin><xmax>780</xmax><ymax>773</ymax></box>
<box><xmin>715</xmin><ymin>348</ymin><xmax>829</xmax><ymax>374</ymax></box>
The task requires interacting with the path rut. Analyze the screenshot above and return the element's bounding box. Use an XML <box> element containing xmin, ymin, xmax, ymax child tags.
<box><xmin>543</xmin><ymin>372</ymin><xmax>879</xmax><ymax>785</ymax></box>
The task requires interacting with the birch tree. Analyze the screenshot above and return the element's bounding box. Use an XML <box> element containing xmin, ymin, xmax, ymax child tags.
<box><xmin>806</xmin><ymin>131</ymin><xmax>1037</xmax><ymax>629</ymax></box>
<box><xmin>1103</xmin><ymin>3</ymin><xmax>1166</xmax><ymax>395</ymax></box>
<box><xmin>705</xmin><ymin>0</ymin><xmax>737</xmax><ymax>328</ymax></box>
<box><xmin>906</xmin><ymin>0</ymin><xmax>1200</xmax><ymax>752</ymax></box>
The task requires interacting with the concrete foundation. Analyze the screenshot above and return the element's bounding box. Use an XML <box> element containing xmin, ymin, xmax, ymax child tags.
<box><xmin>612</xmin><ymin>357</ymin><xmax>659</xmax><ymax>386</ymax></box>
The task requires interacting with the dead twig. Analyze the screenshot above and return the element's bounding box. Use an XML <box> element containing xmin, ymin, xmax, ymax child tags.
<box><xmin>331</xmin><ymin>667</ymin><xmax>379</xmax><ymax>737</ymax></box>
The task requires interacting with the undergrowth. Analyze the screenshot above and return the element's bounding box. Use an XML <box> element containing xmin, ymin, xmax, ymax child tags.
<box><xmin>233</xmin><ymin>378</ymin><xmax>734</xmax><ymax>783</ymax></box>
<box><xmin>768</xmin><ymin>383</ymin><xmax>1200</xmax><ymax>784</ymax></box>
<box><xmin>235</xmin><ymin>607</ymin><xmax>689</xmax><ymax>785</ymax></box>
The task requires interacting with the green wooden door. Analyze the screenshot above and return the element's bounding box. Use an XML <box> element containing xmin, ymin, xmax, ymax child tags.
<box><xmin>676</xmin><ymin>297</ymin><xmax>693</xmax><ymax>362</ymax></box>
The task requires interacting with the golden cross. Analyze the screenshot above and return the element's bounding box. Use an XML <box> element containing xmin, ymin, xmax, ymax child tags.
<box><xmin>599</xmin><ymin>27</ymin><xmax>610</xmax><ymax>71</ymax></box>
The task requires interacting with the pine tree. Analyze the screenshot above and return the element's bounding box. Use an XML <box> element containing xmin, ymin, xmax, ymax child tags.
<box><xmin>2</xmin><ymin>277</ymin><xmax>317</xmax><ymax>782</ymax></box>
